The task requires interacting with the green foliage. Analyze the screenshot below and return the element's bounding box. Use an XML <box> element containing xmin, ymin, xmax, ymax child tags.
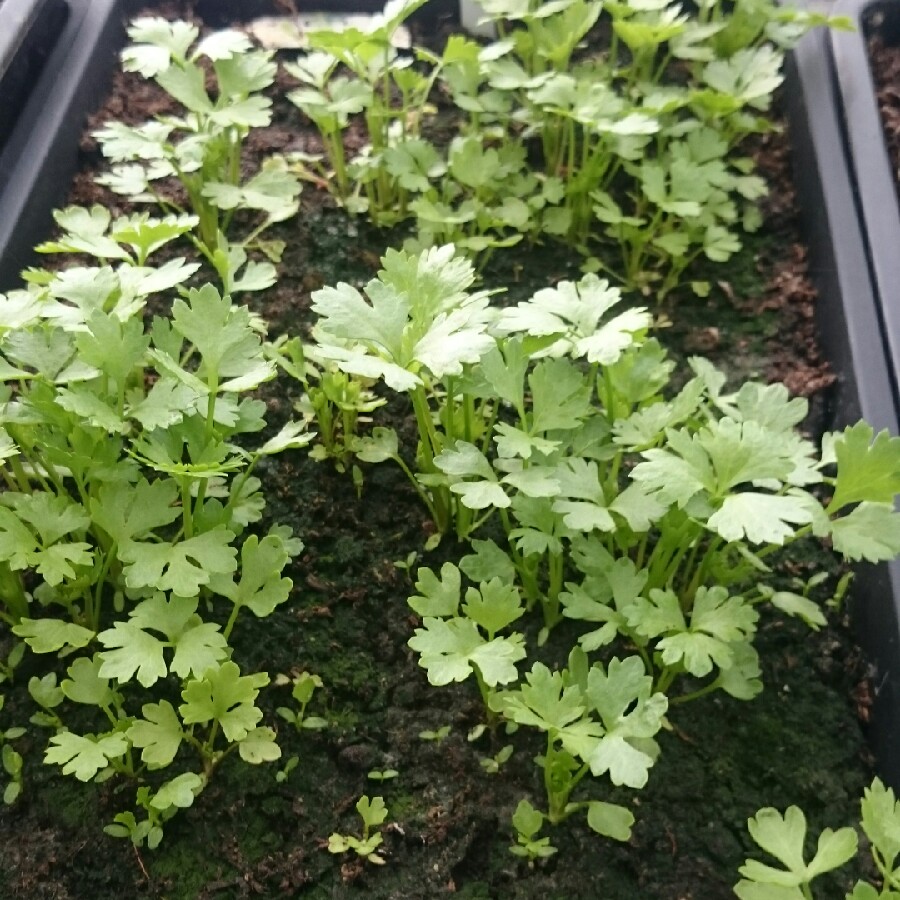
<box><xmin>328</xmin><ymin>795</ymin><xmax>391</xmax><ymax>865</ymax></box>
<box><xmin>0</xmin><ymin>4</ymin><xmax>893</xmax><ymax>873</ymax></box>
<box><xmin>273</xmin><ymin>338</ymin><xmax>385</xmax><ymax>472</ymax></box>
<box><xmin>276</xmin><ymin>671</ymin><xmax>328</xmax><ymax>732</ymax></box>
<box><xmin>95</xmin><ymin>19</ymin><xmax>301</xmax><ymax>265</ymax></box>
<box><xmin>735</xmin><ymin>779</ymin><xmax>900</xmax><ymax>899</ymax></box>
<box><xmin>407</xmin><ymin>562</ymin><xmax>526</xmax><ymax>712</ymax></box>
<box><xmin>285</xmin><ymin>0</ymin><xmax>434</xmax><ymax>220</ymax></box>
<box><xmin>489</xmin><ymin>648</ymin><xmax>647</xmax><ymax>839</ymax></box>
<box><xmin>0</xmin><ymin>695</ymin><xmax>25</xmax><ymax>804</ymax></box>
<box><xmin>284</xmin><ymin>0</ymin><xmax>847</xmax><ymax>294</ymax></box>
<box><xmin>0</xmin><ymin>256</ymin><xmax>310</xmax><ymax>844</ymax></box>
<box><xmin>510</xmin><ymin>798</ymin><xmax>557</xmax><ymax>862</ymax></box>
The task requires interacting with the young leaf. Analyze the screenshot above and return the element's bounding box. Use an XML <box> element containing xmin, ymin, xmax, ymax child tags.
<box><xmin>207</xmin><ymin>534</ymin><xmax>293</xmax><ymax>618</ymax></box>
<box><xmin>829</xmin><ymin>422</ymin><xmax>900</xmax><ymax>511</ymax></box>
<box><xmin>151</xmin><ymin>772</ymin><xmax>204</xmax><ymax>810</ymax></box>
<box><xmin>12</xmin><ymin>619</ymin><xmax>94</xmax><ymax>654</ymax></box>
<box><xmin>408</xmin><ymin>563</ymin><xmax>461</xmax><ymax>618</ymax></box>
<box><xmin>118</xmin><ymin>527</ymin><xmax>238</xmax><ymax>597</ymax></box>
<box><xmin>98</xmin><ymin>594</ymin><xmax>228</xmax><ymax>686</ymax></box>
<box><xmin>90</xmin><ymin>479</ymin><xmax>181</xmax><ymax>546</ymax></box>
<box><xmin>462</xmin><ymin>579</ymin><xmax>524</xmax><ymax>636</ymax></box>
<box><xmin>179</xmin><ymin>661</ymin><xmax>268</xmax><ymax>743</ymax></box>
<box><xmin>238</xmin><ymin>726</ymin><xmax>281</xmax><ymax>764</ymax></box>
<box><xmin>61</xmin><ymin>656</ymin><xmax>117</xmax><ymax>707</ymax></box>
<box><xmin>737</xmin><ymin>806</ymin><xmax>857</xmax><ymax>891</ymax></box>
<box><xmin>860</xmin><ymin>778</ymin><xmax>900</xmax><ymax>874</ymax></box>
<box><xmin>459</xmin><ymin>539</ymin><xmax>517</xmax><ymax>584</ymax></box>
<box><xmin>586</xmin><ymin>801</ymin><xmax>634</xmax><ymax>842</ymax></box>
<box><xmin>584</xmin><ymin>657</ymin><xmax>667</xmax><ymax>788</ymax></box>
<box><xmin>45</xmin><ymin>732</ymin><xmax>128</xmax><ymax>782</ymax></box>
<box><xmin>493</xmin><ymin>662</ymin><xmax>589</xmax><ymax>735</ymax></box>
<box><xmin>707</xmin><ymin>491</ymin><xmax>818</xmax><ymax>545</ymax></box>
<box><xmin>830</xmin><ymin>503</ymin><xmax>900</xmax><ymax>563</ymax></box>
<box><xmin>127</xmin><ymin>700</ymin><xmax>184</xmax><ymax>767</ymax></box>
<box><xmin>357</xmin><ymin>795</ymin><xmax>389</xmax><ymax>829</ymax></box>
<box><xmin>408</xmin><ymin>617</ymin><xmax>525</xmax><ymax>687</ymax></box>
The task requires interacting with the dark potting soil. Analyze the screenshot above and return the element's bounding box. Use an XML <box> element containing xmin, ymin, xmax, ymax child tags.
<box><xmin>0</xmin><ymin>6</ymin><xmax>876</xmax><ymax>899</ymax></box>
<box><xmin>869</xmin><ymin>29</ymin><xmax>900</xmax><ymax>192</ymax></box>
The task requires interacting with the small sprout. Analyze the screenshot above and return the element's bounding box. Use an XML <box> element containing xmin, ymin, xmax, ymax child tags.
<box><xmin>367</xmin><ymin>768</ymin><xmax>399</xmax><ymax>782</ymax></box>
<box><xmin>328</xmin><ymin>795</ymin><xmax>390</xmax><ymax>866</ymax></box>
<box><xmin>2</xmin><ymin>744</ymin><xmax>23</xmax><ymax>805</ymax></box>
<box><xmin>276</xmin><ymin>755</ymin><xmax>299</xmax><ymax>783</ymax></box>
<box><xmin>277</xmin><ymin>672</ymin><xmax>327</xmax><ymax>731</ymax></box>
<box><xmin>418</xmin><ymin>725</ymin><xmax>451</xmax><ymax>743</ymax></box>
<box><xmin>393</xmin><ymin>550</ymin><xmax>419</xmax><ymax>573</ymax></box>
<box><xmin>828</xmin><ymin>570</ymin><xmax>854</xmax><ymax>612</ymax></box>
<box><xmin>479</xmin><ymin>743</ymin><xmax>513</xmax><ymax>774</ymax></box>
<box><xmin>510</xmin><ymin>799</ymin><xmax>557</xmax><ymax>864</ymax></box>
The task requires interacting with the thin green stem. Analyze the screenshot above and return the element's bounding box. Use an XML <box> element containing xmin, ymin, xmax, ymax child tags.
<box><xmin>180</xmin><ymin>477</ymin><xmax>194</xmax><ymax>539</ymax></box>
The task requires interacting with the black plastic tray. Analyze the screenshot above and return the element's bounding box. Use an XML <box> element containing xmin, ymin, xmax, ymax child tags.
<box><xmin>0</xmin><ymin>0</ymin><xmax>133</xmax><ymax>289</ymax></box>
<box><xmin>0</xmin><ymin>0</ymin><xmax>70</xmax><ymax>155</ymax></box>
<box><xmin>786</xmin><ymin>10</ymin><xmax>900</xmax><ymax>785</ymax></box>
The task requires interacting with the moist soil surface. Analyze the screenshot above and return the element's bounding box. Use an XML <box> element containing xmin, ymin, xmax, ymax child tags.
<box><xmin>0</xmin><ymin>4</ymin><xmax>878</xmax><ymax>898</ymax></box>
<box><xmin>869</xmin><ymin>25</ymin><xmax>900</xmax><ymax>194</ymax></box>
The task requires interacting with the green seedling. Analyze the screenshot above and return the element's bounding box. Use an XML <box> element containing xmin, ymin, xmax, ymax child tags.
<box><xmin>0</xmin><ymin>264</ymin><xmax>308</xmax><ymax>844</ymax></box>
<box><xmin>407</xmin><ymin>563</ymin><xmax>526</xmax><ymax>719</ymax></box>
<box><xmin>418</xmin><ymin>725</ymin><xmax>451</xmax><ymax>742</ymax></box>
<box><xmin>328</xmin><ymin>795</ymin><xmax>391</xmax><ymax>865</ymax></box>
<box><xmin>491</xmin><ymin>648</ymin><xmax>659</xmax><ymax>839</ymax></box>
<box><xmin>736</xmin><ymin>778</ymin><xmax>900</xmax><ymax>899</ymax></box>
<box><xmin>0</xmin><ymin>696</ymin><xmax>25</xmax><ymax>804</ymax></box>
<box><xmin>735</xmin><ymin>805</ymin><xmax>858</xmax><ymax>900</ymax></box>
<box><xmin>105</xmin><ymin>773</ymin><xmax>204</xmax><ymax>850</ymax></box>
<box><xmin>277</xmin><ymin>672</ymin><xmax>327</xmax><ymax>732</ymax></box>
<box><xmin>276</xmin><ymin>755</ymin><xmax>299</xmax><ymax>784</ymax></box>
<box><xmin>95</xmin><ymin>19</ymin><xmax>301</xmax><ymax>261</ymax></box>
<box><xmin>509</xmin><ymin>798</ymin><xmax>557</xmax><ymax>864</ymax></box>
<box><xmin>479</xmin><ymin>743</ymin><xmax>513</xmax><ymax>774</ymax></box>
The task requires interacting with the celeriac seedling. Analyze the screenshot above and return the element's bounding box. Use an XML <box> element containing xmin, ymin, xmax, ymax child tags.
<box><xmin>490</xmin><ymin>648</ymin><xmax>657</xmax><ymax>839</ymax></box>
<box><xmin>479</xmin><ymin>743</ymin><xmax>513</xmax><ymax>774</ymax></box>
<box><xmin>328</xmin><ymin>795</ymin><xmax>391</xmax><ymax>865</ymax></box>
<box><xmin>276</xmin><ymin>671</ymin><xmax>327</xmax><ymax>732</ymax></box>
<box><xmin>509</xmin><ymin>798</ymin><xmax>557</xmax><ymax>863</ymax></box>
<box><xmin>735</xmin><ymin>778</ymin><xmax>900</xmax><ymax>899</ymax></box>
<box><xmin>286</xmin><ymin>0</ymin><xmax>438</xmax><ymax>220</ymax></box>
<box><xmin>418</xmin><ymin>725</ymin><xmax>451</xmax><ymax>742</ymax></box>
<box><xmin>309</xmin><ymin>244</ymin><xmax>498</xmax><ymax>535</ymax></box>
<box><xmin>95</xmin><ymin>18</ymin><xmax>301</xmax><ymax>259</ymax></box>
<box><xmin>407</xmin><ymin>563</ymin><xmax>527</xmax><ymax>717</ymax></box>
<box><xmin>0</xmin><ymin>696</ymin><xmax>25</xmax><ymax>804</ymax></box>
<box><xmin>0</xmin><ymin>257</ymin><xmax>308</xmax><ymax>844</ymax></box>
<box><xmin>105</xmin><ymin>772</ymin><xmax>204</xmax><ymax>850</ymax></box>
<box><xmin>734</xmin><ymin>806</ymin><xmax>858</xmax><ymax>900</ymax></box>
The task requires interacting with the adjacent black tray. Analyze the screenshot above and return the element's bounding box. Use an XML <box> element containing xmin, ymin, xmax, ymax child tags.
<box><xmin>0</xmin><ymin>0</ymin><xmax>132</xmax><ymax>289</ymax></box>
<box><xmin>786</xmin><ymin>7</ymin><xmax>900</xmax><ymax>785</ymax></box>
<box><xmin>0</xmin><ymin>0</ymin><xmax>70</xmax><ymax>157</ymax></box>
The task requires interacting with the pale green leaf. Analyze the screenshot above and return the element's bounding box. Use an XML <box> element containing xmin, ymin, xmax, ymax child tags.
<box><xmin>238</xmin><ymin>726</ymin><xmax>282</xmax><ymax>764</ymax></box>
<box><xmin>830</xmin><ymin>503</ymin><xmax>900</xmax><ymax>562</ymax></box>
<box><xmin>127</xmin><ymin>700</ymin><xmax>184</xmax><ymax>767</ymax></box>
<box><xmin>12</xmin><ymin>619</ymin><xmax>93</xmax><ymax>654</ymax></box>
<box><xmin>45</xmin><ymin>732</ymin><xmax>128</xmax><ymax>781</ymax></box>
